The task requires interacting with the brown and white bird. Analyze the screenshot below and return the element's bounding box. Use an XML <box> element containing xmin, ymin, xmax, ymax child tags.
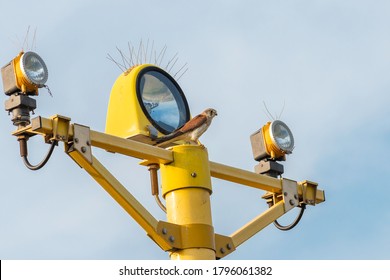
<box><xmin>155</xmin><ymin>108</ymin><xmax>217</xmax><ymax>146</ymax></box>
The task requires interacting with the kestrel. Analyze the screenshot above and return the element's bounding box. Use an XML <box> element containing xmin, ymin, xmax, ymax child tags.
<box><xmin>155</xmin><ymin>108</ymin><xmax>217</xmax><ymax>146</ymax></box>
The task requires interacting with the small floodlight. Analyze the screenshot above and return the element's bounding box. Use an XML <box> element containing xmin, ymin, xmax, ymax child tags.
<box><xmin>2</xmin><ymin>51</ymin><xmax>49</xmax><ymax>127</ymax></box>
<box><xmin>251</xmin><ymin>120</ymin><xmax>294</xmax><ymax>162</ymax></box>
<box><xmin>265</xmin><ymin>120</ymin><xmax>294</xmax><ymax>158</ymax></box>
<box><xmin>19</xmin><ymin>51</ymin><xmax>48</xmax><ymax>88</ymax></box>
<box><xmin>250</xmin><ymin>120</ymin><xmax>294</xmax><ymax>177</ymax></box>
<box><xmin>1</xmin><ymin>51</ymin><xmax>48</xmax><ymax>95</ymax></box>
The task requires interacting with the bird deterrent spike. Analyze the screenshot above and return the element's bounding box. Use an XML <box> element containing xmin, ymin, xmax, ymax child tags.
<box><xmin>107</xmin><ymin>53</ymin><xmax>126</xmax><ymax>72</ymax></box>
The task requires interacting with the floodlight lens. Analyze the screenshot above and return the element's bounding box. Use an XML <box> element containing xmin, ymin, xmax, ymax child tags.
<box><xmin>270</xmin><ymin>120</ymin><xmax>294</xmax><ymax>153</ymax></box>
<box><xmin>137</xmin><ymin>67</ymin><xmax>190</xmax><ymax>134</ymax></box>
<box><xmin>20</xmin><ymin>52</ymin><xmax>48</xmax><ymax>86</ymax></box>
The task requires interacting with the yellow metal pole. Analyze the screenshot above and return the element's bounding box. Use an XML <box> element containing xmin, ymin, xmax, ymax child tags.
<box><xmin>160</xmin><ymin>144</ymin><xmax>215</xmax><ymax>260</ymax></box>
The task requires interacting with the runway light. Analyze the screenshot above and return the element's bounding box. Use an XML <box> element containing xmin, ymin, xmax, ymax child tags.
<box><xmin>1</xmin><ymin>51</ymin><xmax>48</xmax><ymax>95</ymax></box>
<box><xmin>266</xmin><ymin>120</ymin><xmax>294</xmax><ymax>158</ymax></box>
<box><xmin>105</xmin><ymin>64</ymin><xmax>190</xmax><ymax>144</ymax></box>
<box><xmin>136</xmin><ymin>66</ymin><xmax>190</xmax><ymax>135</ymax></box>
<box><xmin>250</xmin><ymin>120</ymin><xmax>294</xmax><ymax>162</ymax></box>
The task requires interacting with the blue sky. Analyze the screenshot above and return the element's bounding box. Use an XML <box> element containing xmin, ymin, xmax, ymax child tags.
<box><xmin>0</xmin><ymin>0</ymin><xmax>389</xmax><ymax>259</ymax></box>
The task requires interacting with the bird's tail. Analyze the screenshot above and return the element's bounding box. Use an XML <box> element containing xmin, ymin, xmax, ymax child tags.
<box><xmin>154</xmin><ymin>131</ymin><xmax>182</xmax><ymax>146</ymax></box>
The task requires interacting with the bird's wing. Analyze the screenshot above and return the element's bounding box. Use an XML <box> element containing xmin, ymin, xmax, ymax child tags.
<box><xmin>155</xmin><ymin>114</ymin><xmax>207</xmax><ymax>144</ymax></box>
<box><xmin>178</xmin><ymin>114</ymin><xmax>207</xmax><ymax>133</ymax></box>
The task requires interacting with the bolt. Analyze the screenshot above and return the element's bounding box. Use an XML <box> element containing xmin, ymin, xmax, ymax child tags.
<box><xmin>294</xmin><ymin>194</ymin><xmax>298</xmax><ymax>200</ymax></box>
<box><xmin>191</xmin><ymin>172</ymin><xmax>197</xmax><ymax>178</ymax></box>
<box><xmin>289</xmin><ymin>199</ymin><xmax>295</xmax><ymax>206</ymax></box>
<box><xmin>284</xmin><ymin>192</ymin><xmax>288</xmax><ymax>196</ymax></box>
<box><xmin>74</xmin><ymin>138</ymin><xmax>79</xmax><ymax>143</ymax></box>
<box><xmin>162</xmin><ymin>228</ymin><xmax>167</xmax><ymax>235</ymax></box>
<box><xmin>81</xmin><ymin>146</ymin><xmax>87</xmax><ymax>153</ymax></box>
<box><xmin>220</xmin><ymin>248</ymin><xmax>226</xmax><ymax>254</ymax></box>
<box><xmin>169</xmin><ymin>236</ymin><xmax>175</xmax><ymax>243</ymax></box>
<box><xmin>227</xmin><ymin>243</ymin><xmax>232</xmax><ymax>250</ymax></box>
<box><xmin>86</xmin><ymin>140</ymin><xmax>91</xmax><ymax>146</ymax></box>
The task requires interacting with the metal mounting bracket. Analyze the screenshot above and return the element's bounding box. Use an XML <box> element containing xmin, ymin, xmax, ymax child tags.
<box><xmin>51</xmin><ymin>115</ymin><xmax>71</xmax><ymax>142</ymax></box>
<box><xmin>157</xmin><ymin>221</ymin><xmax>215</xmax><ymax>249</ymax></box>
<box><xmin>215</xmin><ymin>233</ymin><xmax>235</xmax><ymax>259</ymax></box>
<box><xmin>282</xmin><ymin>178</ymin><xmax>299</xmax><ymax>212</ymax></box>
<box><xmin>300</xmin><ymin>180</ymin><xmax>318</xmax><ymax>205</ymax></box>
<box><xmin>70</xmin><ymin>124</ymin><xmax>92</xmax><ymax>164</ymax></box>
<box><xmin>156</xmin><ymin>221</ymin><xmax>235</xmax><ymax>259</ymax></box>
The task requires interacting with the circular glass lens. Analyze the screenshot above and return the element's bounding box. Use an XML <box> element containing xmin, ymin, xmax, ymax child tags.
<box><xmin>271</xmin><ymin>120</ymin><xmax>294</xmax><ymax>153</ymax></box>
<box><xmin>21</xmin><ymin>52</ymin><xmax>48</xmax><ymax>86</ymax></box>
<box><xmin>137</xmin><ymin>68</ymin><xmax>189</xmax><ymax>134</ymax></box>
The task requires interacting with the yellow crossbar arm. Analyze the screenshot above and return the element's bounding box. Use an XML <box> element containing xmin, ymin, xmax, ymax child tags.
<box><xmin>90</xmin><ymin>130</ymin><xmax>173</xmax><ymax>164</ymax></box>
<box><xmin>209</xmin><ymin>161</ymin><xmax>282</xmax><ymax>193</ymax></box>
<box><xmin>15</xmin><ymin>115</ymin><xmax>173</xmax><ymax>164</ymax></box>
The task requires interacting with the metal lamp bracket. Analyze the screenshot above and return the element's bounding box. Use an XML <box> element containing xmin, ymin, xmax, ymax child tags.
<box><xmin>299</xmin><ymin>180</ymin><xmax>318</xmax><ymax>205</ymax></box>
<box><xmin>156</xmin><ymin>221</ymin><xmax>235</xmax><ymax>259</ymax></box>
<box><xmin>282</xmin><ymin>178</ymin><xmax>299</xmax><ymax>212</ymax></box>
<box><xmin>157</xmin><ymin>221</ymin><xmax>214</xmax><ymax>249</ymax></box>
<box><xmin>70</xmin><ymin>123</ymin><xmax>92</xmax><ymax>164</ymax></box>
<box><xmin>51</xmin><ymin>115</ymin><xmax>71</xmax><ymax>142</ymax></box>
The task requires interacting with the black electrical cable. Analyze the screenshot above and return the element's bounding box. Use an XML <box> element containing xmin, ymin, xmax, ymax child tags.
<box><xmin>18</xmin><ymin>137</ymin><xmax>57</xmax><ymax>171</ymax></box>
<box><xmin>273</xmin><ymin>204</ymin><xmax>306</xmax><ymax>231</ymax></box>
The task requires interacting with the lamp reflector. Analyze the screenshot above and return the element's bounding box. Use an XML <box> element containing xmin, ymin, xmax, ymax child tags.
<box><xmin>270</xmin><ymin>120</ymin><xmax>294</xmax><ymax>153</ymax></box>
<box><xmin>20</xmin><ymin>51</ymin><xmax>48</xmax><ymax>87</ymax></box>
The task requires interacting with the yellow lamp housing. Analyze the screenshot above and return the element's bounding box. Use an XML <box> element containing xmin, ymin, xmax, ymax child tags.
<box><xmin>1</xmin><ymin>51</ymin><xmax>48</xmax><ymax>95</ymax></box>
<box><xmin>250</xmin><ymin>120</ymin><xmax>294</xmax><ymax>161</ymax></box>
<box><xmin>105</xmin><ymin>64</ymin><xmax>190</xmax><ymax>144</ymax></box>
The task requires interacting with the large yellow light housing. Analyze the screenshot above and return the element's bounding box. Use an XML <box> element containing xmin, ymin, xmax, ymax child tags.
<box><xmin>250</xmin><ymin>120</ymin><xmax>294</xmax><ymax>161</ymax></box>
<box><xmin>105</xmin><ymin>64</ymin><xmax>190</xmax><ymax>144</ymax></box>
<box><xmin>1</xmin><ymin>51</ymin><xmax>48</xmax><ymax>95</ymax></box>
